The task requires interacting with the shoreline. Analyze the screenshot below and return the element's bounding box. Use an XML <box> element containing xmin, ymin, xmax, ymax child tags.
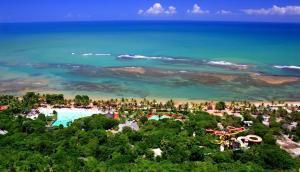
<box><xmin>15</xmin><ymin>90</ymin><xmax>300</xmax><ymax>106</ymax></box>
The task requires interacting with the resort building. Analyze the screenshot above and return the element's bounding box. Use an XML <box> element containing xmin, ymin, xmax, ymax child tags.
<box><xmin>26</xmin><ymin>109</ymin><xmax>40</xmax><ymax>119</ymax></box>
<box><xmin>277</xmin><ymin>135</ymin><xmax>300</xmax><ymax>158</ymax></box>
<box><xmin>118</xmin><ymin>120</ymin><xmax>139</xmax><ymax>132</ymax></box>
<box><xmin>282</xmin><ymin>122</ymin><xmax>298</xmax><ymax>132</ymax></box>
<box><xmin>262</xmin><ymin>115</ymin><xmax>270</xmax><ymax>126</ymax></box>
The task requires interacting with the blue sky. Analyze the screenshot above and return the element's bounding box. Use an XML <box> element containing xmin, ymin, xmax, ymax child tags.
<box><xmin>0</xmin><ymin>0</ymin><xmax>300</xmax><ymax>23</ymax></box>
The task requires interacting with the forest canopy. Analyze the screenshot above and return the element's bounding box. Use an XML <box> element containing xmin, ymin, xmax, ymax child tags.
<box><xmin>0</xmin><ymin>93</ymin><xmax>299</xmax><ymax>171</ymax></box>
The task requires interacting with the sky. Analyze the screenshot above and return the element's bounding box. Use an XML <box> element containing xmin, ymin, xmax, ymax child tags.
<box><xmin>0</xmin><ymin>0</ymin><xmax>300</xmax><ymax>23</ymax></box>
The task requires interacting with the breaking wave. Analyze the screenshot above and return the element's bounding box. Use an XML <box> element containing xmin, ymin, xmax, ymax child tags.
<box><xmin>274</xmin><ymin>65</ymin><xmax>300</xmax><ymax>70</ymax></box>
<box><xmin>207</xmin><ymin>60</ymin><xmax>248</xmax><ymax>69</ymax></box>
<box><xmin>82</xmin><ymin>53</ymin><xmax>93</xmax><ymax>56</ymax></box>
<box><xmin>117</xmin><ymin>54</ymin><xmax>186</xmax><ymax>61</ymax></box>
<box><xmin>71</xmin><ymin>53</ymin><xmax>111</xmax><ymax>56</ymax></box>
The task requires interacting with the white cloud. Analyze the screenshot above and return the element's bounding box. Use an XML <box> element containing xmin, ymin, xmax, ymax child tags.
<box><xmin>187</xmin><ymin>4</ymin><xmax>209</xmax><ymax>14</ymax></box>
<box><xmin>242</xmin><ymin>5</ymin><xmax>300</xmax><ymax>15</ymax></box>
<box><xmin>216</xmin><ymin>10</ymin><xmax>232</xmax><ymax>15</ymax></box>
<box><xmin>138</xmin><ymin>9</ymin><xmax>144</xmax><ymax>15</ymax></box>
<box><xmin>146</xmin><ymin>3</ymin><xmax>164</xmax><ymax>15</ymax></box>
<box><xmin>139</xmin><ymin>3</ymin><xmax>177</xmax><ymax>16</ymax></box>
<box><xmin>165</xmin><ymin>6</ymin><xmax>177</xmax><ymax>15</ymax></box>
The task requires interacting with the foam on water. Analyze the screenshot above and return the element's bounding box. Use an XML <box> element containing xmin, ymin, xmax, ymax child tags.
<box><xmin>82</xmin><ymin>53</ymin><xmax>93</xmax><ymax>56</ymax></box>
<box><xmin>274</xmin><ymin>65</ymin><xmax>300</xmax><ymax>70</ymax></box>
<box><xmin>117</xmin><ymin>54</ymin><xmax>185</xmax><ymax>61</ymax></box>
<box><xmin>118</xmin><ymin>54</ymin><xmax>249</xmax><ymax>69</ymax></box>
<box><xmin>207</xmin><ymin>60</ymin><xmax>248</xmax><ymax>68</ymax></box>
<box><xmin>1</xmin><ymin>21</ymin><xmax>300</xmax><ymax>100</ymax></box>
<box><xmin>72</xmin><ymin>53</ymin><xmax>111</xmax><ymax>56</ymax></box>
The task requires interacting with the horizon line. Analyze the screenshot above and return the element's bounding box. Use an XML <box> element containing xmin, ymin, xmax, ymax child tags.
<box><xmin>1</xmin><ymin>19</ymin><xmax>300</xmax><ymax>25</ymax></box>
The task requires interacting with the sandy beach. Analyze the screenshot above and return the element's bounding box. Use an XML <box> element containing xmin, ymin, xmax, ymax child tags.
<box><xmin>38</xmin><ymin>91</ymin><xmax>300</xmax><ymax>107</ymax></box>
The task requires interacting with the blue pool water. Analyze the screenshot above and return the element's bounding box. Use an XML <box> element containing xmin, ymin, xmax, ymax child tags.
<box><xmin>38</xmin><ymin>108</ymin><xmax>103</xmax><ymax>127</ymax></box>
<box><xmin>149</xmin><ymin>115</ymin><xmax>171</xmax><ymax>121</ymax></box>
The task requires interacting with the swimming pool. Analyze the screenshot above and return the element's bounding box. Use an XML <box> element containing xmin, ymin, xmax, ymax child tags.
<box><xmin>38</xmin><ymin>108</ymin><xmax>104</xmax><ymax>127</ymax></box>
<box><xmin>148</xmin><ymin>115</ymin><xmax>171</xmax><ymax>121</ymax></box>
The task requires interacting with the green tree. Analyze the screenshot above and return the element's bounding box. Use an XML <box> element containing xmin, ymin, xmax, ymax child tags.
<box><xmin>190</xmin><ymin>146</ymin><xmax>204</xmax><ymax>161</ymax></box>
<box><xmin>74</xmin><ymin>95</ymin><xmax>90</xmax><ymax>106</ymax></box>
<box><xmin>215</xmin><ymin>102</ymin><xmax>226</xmax><ymax>111</ymax></box>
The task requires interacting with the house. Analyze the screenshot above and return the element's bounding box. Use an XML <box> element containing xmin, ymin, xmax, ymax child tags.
<box><xmin>118</xmin><ymin>120</ymin><xmax>139</xmax><ymax>132</ymax></box>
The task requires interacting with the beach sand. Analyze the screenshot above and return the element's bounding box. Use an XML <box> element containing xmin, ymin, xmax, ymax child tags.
<box><xmin>45</xmin><ymin>92</ymin><xmax>300</xmax><ymax>107</ymax></box>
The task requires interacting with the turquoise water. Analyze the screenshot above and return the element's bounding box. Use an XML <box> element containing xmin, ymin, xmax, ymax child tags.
<box><xmin>149</xmin><ymin>115</ymin><xmax>171</xmax><ymax>121</ymax></box>
<box><xmin>0</xmin><ymin>21</ymin><xmax>300</xmax><ymax>100</ymax></box>
<box><xmin>38</xmin><ymin>108</ymin><xmax>102</xmax><ymax>127</ymax></box>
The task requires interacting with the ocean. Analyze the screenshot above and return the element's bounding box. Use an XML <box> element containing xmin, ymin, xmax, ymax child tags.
<box><xmin>0</xmin><ymin>21</ymin><xmax>300</xmax><ymax>101</ymax></box>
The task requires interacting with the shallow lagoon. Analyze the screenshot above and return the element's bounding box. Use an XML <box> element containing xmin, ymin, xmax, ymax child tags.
<box><xmin>1</xmin><ymin>21</ymin><xmax>300</xmax><ymax>100</ymax></box>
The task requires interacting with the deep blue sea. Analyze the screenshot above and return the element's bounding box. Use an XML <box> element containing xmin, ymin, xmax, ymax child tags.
<box><xmin>0</xmin><ymin>21</ymin><xmax>300</xmax><ymax>100</ymax></box>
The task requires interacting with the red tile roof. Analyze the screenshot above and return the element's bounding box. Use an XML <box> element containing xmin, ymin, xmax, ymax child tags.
<box><xmin>0</xmin><ymin>106</ymin><xmax>8</xmax><ymax>111</ymax></box>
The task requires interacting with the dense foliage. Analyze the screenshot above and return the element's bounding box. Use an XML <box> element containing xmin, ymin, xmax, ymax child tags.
<box><xmin>45</xmin><ymin>94</ymin><xmax>64</xmax><ymax>105</ymax></box>
<box><xmin>74</xmin><ymin>95</ymin><xmax>90</xmax><ymax>106</ymax></box>
<box><xmin>0</xmin><ymin>94</ymin><xmax>300</xmax><ymax>171</ymax></box>
<box><xmin>215</xmin><ymin>101</ymin><xmax>226</xmax><ymax>111</ymax></box>
<box><xmin>0</xmin><ymin>95</ymin><xmax>16</xmax><ymax>106</ymax></box>
<box><xmin>0</xmin><ymin>110</ymin><xmax>299</xmax><ymax>171</ymax></box>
